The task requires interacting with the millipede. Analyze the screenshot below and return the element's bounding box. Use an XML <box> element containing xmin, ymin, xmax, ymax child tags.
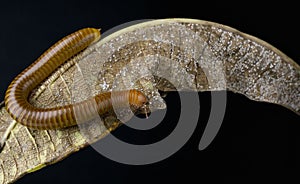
<box><xmin>4</xmin><ymin>28</ymin><xmax>148</xmax><ymax>130</ymax></box>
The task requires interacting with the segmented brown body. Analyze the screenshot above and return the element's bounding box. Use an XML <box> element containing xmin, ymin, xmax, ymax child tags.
<box><xmin>4</xmin><ymin>28</ymin><xmax>147</xmax><ymax>130</ymax></box>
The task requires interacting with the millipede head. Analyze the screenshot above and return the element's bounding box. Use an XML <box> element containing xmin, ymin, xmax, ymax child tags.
<box><xmin>128</xmin><ymin>89</ymin><xmax>149</xmax><ymax>115</ymax></box>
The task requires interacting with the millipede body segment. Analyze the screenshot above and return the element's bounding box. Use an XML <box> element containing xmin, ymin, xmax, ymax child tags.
<box><xmin>4</xmin><ymin>28</ymin><xmax>147</xmax><ymax>130</ymax></box>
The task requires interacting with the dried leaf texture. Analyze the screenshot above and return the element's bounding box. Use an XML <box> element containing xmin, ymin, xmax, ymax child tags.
<box><xmin>0</xmin><ymin>19</ymin><xmax>299</xmax><ymax>183</ymax></box>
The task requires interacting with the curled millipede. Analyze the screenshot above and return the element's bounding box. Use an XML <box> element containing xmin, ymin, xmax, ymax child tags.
<box><xmin>4</xmin><ymin>28</ymin><xmax>148</xmax><ymax>130</ymax></box>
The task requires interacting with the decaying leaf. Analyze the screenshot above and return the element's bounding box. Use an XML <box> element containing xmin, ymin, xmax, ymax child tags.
<box><xmin>0</xmin><ymin>18</ymin><xmax>299</xmax><ymax>184</ymax></box>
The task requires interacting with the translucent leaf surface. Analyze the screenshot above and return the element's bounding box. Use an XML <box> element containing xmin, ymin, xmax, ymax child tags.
<box><xmin>0</xmin><ymin>19</ymin><xmax>299</xmax><ymax>184</ymax></box>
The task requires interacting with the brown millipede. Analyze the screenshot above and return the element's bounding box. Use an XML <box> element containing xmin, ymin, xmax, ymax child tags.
<box><xmin>4</xmin><ymin>28</ymin><xmax>148</xmax><ymax>130</ymax></box>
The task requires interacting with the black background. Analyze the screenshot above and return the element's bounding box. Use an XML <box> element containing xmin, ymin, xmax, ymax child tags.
<box><xmin>0</xmin><ymin>0</ymin><xmax>299</xmax><ymax>183</ymax></box>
